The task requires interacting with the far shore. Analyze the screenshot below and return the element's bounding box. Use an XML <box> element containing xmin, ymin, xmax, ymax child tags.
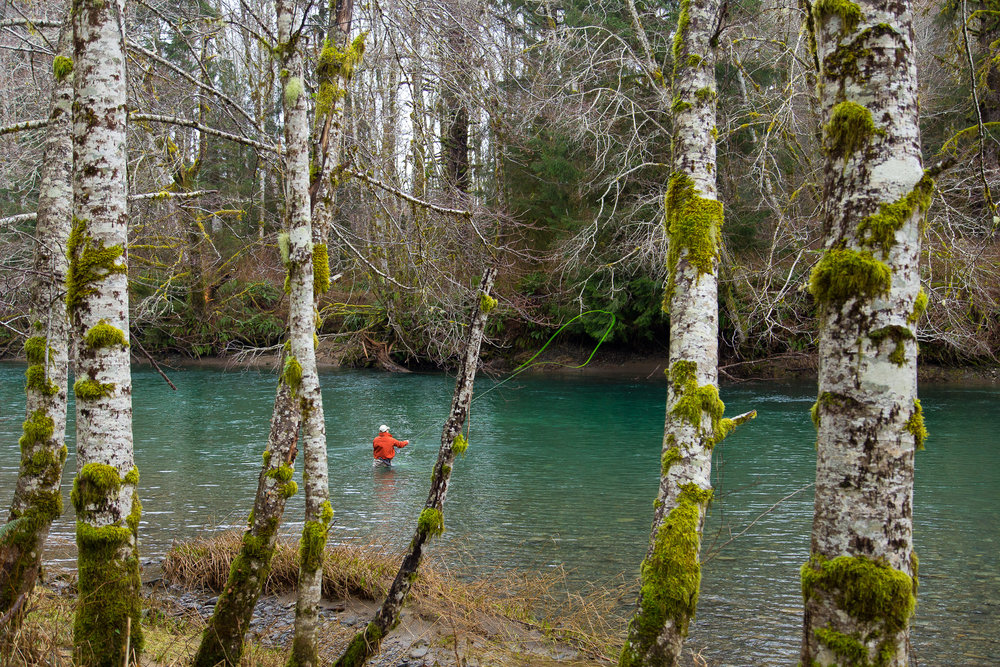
<box><xmin>3</xmin><ymin>348</ymin><xmax>998</xmax><ymax>385</ymax></box>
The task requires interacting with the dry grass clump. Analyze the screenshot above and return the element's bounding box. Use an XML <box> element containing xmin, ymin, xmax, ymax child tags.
<box><xmin>163</xmin><ymin>530</ymin><xmax>398</xmax><ymax>599</ymax></box>
<box><xmin>162</xmin><ymin>532</ymin><xmax>630</xmax><ymax>664</ymax></box>
<box><xmin>0</xmin><ymin>585</ymin><xmax>74</xmax><ymax>666</ymax></box>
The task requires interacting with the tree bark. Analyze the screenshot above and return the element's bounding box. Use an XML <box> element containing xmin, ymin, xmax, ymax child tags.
<box><xmin>68</xmin><ymin>0</ymin><xmax>143</xmax><ymax>663</ymax></box>
<box><xmin>0</xmin><ymin>18</ymin><xmax>73</xmax><ymax>635</ymax></box>
<box><xmin>800</xmin><ymin>0</ymin><xmax>927</xmax><ymax>664</ymax></box>
<box><xmin>333</xmin><ymin>267</ymin><xmax>497</xmax><ymax>667</ymax></box>
<box><xmin>194</xmin><ymin>3</ymin><xmax>316</xmax><ymax>663</ymax></box>
<box><xmin>620</xmin><ymin>0</ymin><xmax>742</xmax><ymax>664</ymax></box>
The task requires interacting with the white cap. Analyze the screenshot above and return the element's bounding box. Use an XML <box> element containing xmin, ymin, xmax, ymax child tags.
<box><xmin>379</xmin><ymin>424</ymin><xmax>389</xmax><ymax>432</ymax></box>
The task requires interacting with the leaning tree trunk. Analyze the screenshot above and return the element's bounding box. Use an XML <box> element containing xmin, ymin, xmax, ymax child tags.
<box><xmin>799</xmin><ymin>0</ymin><xmax>929</xmax><ymax>664</ymax></box>
<box><xmin>620</xmin><ymin>1</ymin><xmax>754</xmax><ymax>664</ymax></box>
<box><xmin>333</xmin><ymin>268</ymin><xmax>497</xmax><ymax>667</ymax></box>
<box><xmin>194</xmin><ymin>5</ymin><xmax>315</xmax><ymax>665</ymax></box>
<box><xmin>0</xmin><ymin>19</ymin><xmax>73</xmax><ymax>634</ymax></box>
<box><xmin>68</xmin><ymin>0</ymin><xmax>143</xmax><ymax>663</ymax></box>
<box><xmin>287</xmin><ymin>5</ymin><xmax>362</xmax><ymax>665</ymax></box>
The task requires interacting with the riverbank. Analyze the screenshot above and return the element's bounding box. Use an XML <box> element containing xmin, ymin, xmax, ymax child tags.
<box><xmin>9</xmin><ymin>533</ymin><xmax>631</xmax><ymax>667</ymax></box>
<box><xmin>116</xmin><ymin>344</ymin><xmax>1000</xmax><ymax>385</ymax></box>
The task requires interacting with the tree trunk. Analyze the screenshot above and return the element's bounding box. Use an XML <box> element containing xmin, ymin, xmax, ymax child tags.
<box><xmin>0</xmin><ymin>19</ymin><xmax>73</xmax><ymax>635</ymax></box>
<box><xmin>620</xmin><ymin>0</ymin><xmax>744</xmax><ymax>664</ymax></box>
<box><xmin>194</xmin><ymin>4</ymin><xmax>316</xmax><ymax>664</ymax></box>
<box><xmin>333</xmin><ymin>268</ymin><xmax>497</xmax><ymax>667</ymax></box>
<box><xmin>800</xmin><ymin>0</ymin><xmax>927</xmax><ymax>664</ymax></box>
<box><xmin>68</xmin><ymin>0</ymin><xmax>143</xmax><ymax>663</ymax></box>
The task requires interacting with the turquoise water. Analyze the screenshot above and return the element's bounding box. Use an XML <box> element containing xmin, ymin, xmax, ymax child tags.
<box><xmin>0</xmin><ymin>363</ymin><xmax>997</xmax><ymax>664</ymax></box>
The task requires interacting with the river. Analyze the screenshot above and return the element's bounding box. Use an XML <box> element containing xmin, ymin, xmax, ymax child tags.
<box><xmin>0</xmin><ymin>363</ymin><xmax>997</xmax><ymax>665</ymax></box>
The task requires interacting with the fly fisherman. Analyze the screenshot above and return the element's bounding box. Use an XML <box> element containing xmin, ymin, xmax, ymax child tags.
<box><xmin>373</xmin><ymin>424</ymin><xmax>409</xmax><ymax>467</ymax></box>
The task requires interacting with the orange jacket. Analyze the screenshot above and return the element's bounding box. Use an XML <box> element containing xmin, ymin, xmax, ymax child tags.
<box><xmin>373</xmin><ymin>432</ymin><xmax>408</xmax><ymax>460</ymax></box>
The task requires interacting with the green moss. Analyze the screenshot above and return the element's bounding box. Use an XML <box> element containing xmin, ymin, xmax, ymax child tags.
<box><xmin>664</xmin><ymin>173</ymin><xmax>724</xmax><ymax>303</ymax></box>
<box><xmin>19</xmin><ymin>409</ymin><xmax>55</xmax><ymax>450</ymax></box>
<box><xmin>694</xmin><ymin>87</ymin><xmax>716</xmax><ymax>102</ymax></box>
<box><xmin>671</xmin><ymin>0</ymin><xmax>692</xmax><ymax>66</ymax></box>
<box><xmin>671</xmin><ymin>97</ymin><xmax>692</xmax><ymax>113</ymax></box>
<box><xmin>687</xmin><ymin>54</ymin><xmax>703</xmax><ymax>67</ymax></box>
<box><xmin>453</xmin><ymin>433</ymin><xmax>469</xmax><ymax>455</ymax></box>
<box><xmin>908</xmin><ymin>288</ymin><xmax>928</xmax><ymax>324</ymax></box>
<box><xmin>278</xmin><ymin>232</ymin><xmax>291</xmax><ymax>266</ymax></box>
<box><xmin>73</xmin><ymin>378</ymin><xmax>115</xmax><ymax>400</ymax></box>
<box><xmin>856</xmin><ymin>175</ymin><xmax>935</xmax><ymax>254</ymax></box>
<box><xmin>24</xmin><ymin>336</ymin><xmax>50</xmax><ymax>364</ymax></box>
<box><xmin>622</xmin><ymin>483</ymin><xmax>712</xmax><ymax>665</ymax></box>
<box><xmin>266</xmin><ymin>463</ymin><xmax>295</xmax><ymax>483</ymax></box>
<box><xmin>313</xmin><ymin>243</ymin><xmax>331</xmax><ymax>294</ymax></box>
<box><xmin>25</xmin><ymin>364</ymin><xmax>59</xmax><ymax>396</ymax></box>
<box><xmin>334</xmin><ymin>621</ymin><xmax>384</xmax><ymax>667</ymax></box>
<box><xmin>284</xmin><ymin>76</ymin><xmax>304</xmax><ymax>107</ymax></box>
<box><xmin>127</xmin><ymin>491</ymin><xmax>142</xmax><ymax>534</ymax></box>
<box><xmin>84</xmin><ymin>320</ymin><xmax>129</xmax><ymax>349</ymax></box>
<box><xmin>320</xmin><ymin>500</ymin><xmax>334</xmax><ymax>523</ymax></box>
<box><xmin>906</xmin><ymin>399</ymin><xmax>927</xmax><ymax>450</ymax></box>
<box><xmin>661</xmin><ymin>446</ymin><xmax>682</xmax><ymax>473</ymax></box>
<box><xmin>441</xmin><ymin>464</ymin><xmax>452</xmax><ymax>478</ymax></box>
<box><xmin>809</xmin><ymin>248</ymin><xmax>891</xmax><ymax>306</ymax></box>
<box><xmin>66</xmin><ymin>215</ymin><xmax>127</xmax><ymax>315</ymax></box>
<box><xmin>299</xmin><ymin>520</ymin><xmax>329</xmax><ymax>572</ymax></box>
<box><xmin>814</xmin><ymin>626</ymin><xmax>868</xmax><ymax>664</ymax></box>
<box><xmin>868</xmin><ymin>325</ymin><xmax>914</xmax><ymax>367</ymax></box>
<box><xmin>72</xmin><ymin>462</ymin><xmax>128</xmax><ymax>514</ymax></box>
<box><xmin>801</xmin><ymin>554</ymin><xmax>915</xmax><ymax>633</ymax></box>
<box><xmin>24</xmin><ymin>489</ymin><xmax>63</xmax><ymax>522</ymax></box>
<box><xmin>417</xmin><ymin>507</ymin><xmax>444</xmax><ymax>538</ymax></box>
<box><xmin>283</xmin><ymin>355</ymin><xmax>303</xmax><ymax>392</ymax></box>
<box><xmin>74</xmin><ymin>521</ymin><xmax>143</xmax><ymax>665</ymax></box>
<box><xmin>668</xmin><ymin>360</ymin><xmax>731</xmax><ymax>448</ymax></box>
<box><xmin>52</xmin><ymin>55</ymin><xmax>73</xmax><ymax>80</ymax></box>
<box><xmin>123</xmin><ymin>466</ymin><xmax>139</xmax><ymax>485</ymax></box>
<box><xmin>282</xmin><ymin>481</ymin><xmax>298</xmax><ymax>498</ymax></box>
<box><xmin>479</xmin><ymin>293</ymin><xmax>498</xmax><ymax>314</ymax></box>
<box><xmin>824</xmin><ymin>101</ymin><xmax>882</xmax><ymax>160</ymax></box>
<box><xmin>813</xmin><ymin>0</ymin><xmax>864</xmax><ymax>34</ymax></box>
<box><xmin>262</xmin><ymin>450</ymin><xmax>272</xmax><ymax>466</ymax></box>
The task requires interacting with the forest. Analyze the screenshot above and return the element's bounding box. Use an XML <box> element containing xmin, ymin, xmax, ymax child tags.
<box><xmin>0</xmin><ymin>0</ymin><xmax>996</xmax><ymax>664</ymax></box>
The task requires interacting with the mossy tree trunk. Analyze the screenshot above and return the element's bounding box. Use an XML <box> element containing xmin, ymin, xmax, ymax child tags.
<box><xmin>800</xmin><ymin>0</ymin><xmax>928</xmax><ymax>664</ymax></box>
<box><xmin>620</xmin><ymin>1</ymin><xmax>752</xmax><ymax>664</ymax></box>
<box><xmin>0</xmin><ymin>19</ymin><xmax>73</xmax><ymax>636</ymax></box>
<box><xmin>194</xmin><ymin>4</ymin><xmax>316</xmax><ymax>664</ymax></box>
<box><xmin>333</xmin><ymin>268</ymin><xmax>497</xmax><ymax>667</ymax></box>
<box><xmin>68</xmin><ymin>0</ymin><xmax>143</xmax><ymax>663</ymax></box>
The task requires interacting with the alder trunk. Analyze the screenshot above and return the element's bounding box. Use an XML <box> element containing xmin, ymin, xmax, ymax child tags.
<box><xmin>620</xmin><ymin>0</ymin><xmax>751</xmax><ymax>664</ymax></box>
<box><xmin>0</xmin><ymin>20</ymin><xmax>73</xmax><ymax>633</ymax></box>
<box><xmin>800</xmin><ymin>0</ymin><xmax>928</xmax><ymax>664</ymax></box>
<box><xmin>195</xmin><ymin>5</ymin><xmax>316</xmax><ymax>663</ymax></box>
<box><xmin>333</xmin><ymin>268</ymin><xmax>497</xmax><ymax>667</ymax></box>
<box><xmin>69</xmin><ymin>0</ymin><xmax>143</xmax><ymax>663</ymax></box>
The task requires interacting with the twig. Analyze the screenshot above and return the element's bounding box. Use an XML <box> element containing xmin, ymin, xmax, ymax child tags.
<box><xmin>130</xmin><ymin>113</ymin><xmax>277</xmax><ymax>153</ymax></box>
<box><xmin>132</xmin><ymin>338</ymin><xmax>177</xmax><ymax>390</ymax></box>
<box><xmin>346</xmin><ymin>168</ymin><xmax>473</xmax><ymax>218</ymax></box>
<box><xmin>0</xmin><ymin>118</ymin><xmax>49</xmax><ymax>136</ymax></box>
<box><xmin>1</xmin><ymin>190</ymin><xmax>218</xmax><ymax>227</ymax></box>
<box><xmin>123</xmin><ymin>616</ymin><xmax>131</xmax><ymax>667</ymax></box>
<box><xmin>960</xmin><ymin>0</ymin><xmax>999</xmax><ymax>222</ymax></box>
<box><xmin>0</xmin><ymin>590</ymin><xmax>27</xmax><ymax>628</ymax></box>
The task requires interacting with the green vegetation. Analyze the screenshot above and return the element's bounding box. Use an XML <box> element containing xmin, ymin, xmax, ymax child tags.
<box><xmin>417</xmin><ymin>508</ymin><xmax>444</xmax><ymax>538</ymax></box>
<box><xmin>809</xmin><ymin>248</ymin><xmax>891</xmax><ymax>307</ymax></box>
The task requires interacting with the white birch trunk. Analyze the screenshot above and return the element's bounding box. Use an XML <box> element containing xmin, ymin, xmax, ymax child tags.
<box><xmin>193</xmin><ymin>6</ymin><xmax>318</xmax><ymax>664</ymax></box>
<box><xmin>0</xmin><ymin>20</ymin><xmax>73</xmax><ymax>629</ymax></box>
<box><xmin>283</xmin><ymin>7</ymin><xmax>328</xmax><ymax>663</ymax></box>
<box><xmin>69</xmin><ymin>0</ymin><xmax>142</xmax><ymax>663</ymax></box>
<box><xmin>621</xmin><ymin>1</ymin><xmax>741</xmax><ymax>664</ymax></box>
<box><xmin>800</xmin><ymin>0</ymin><xmax>927</xmax><ymax>664</ymax></box>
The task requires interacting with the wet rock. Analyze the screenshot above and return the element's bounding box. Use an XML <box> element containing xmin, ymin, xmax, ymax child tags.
<box><xmin>409</xmin><ymin>645</ymin><xmax>428</xmax><ymax>659</ymax></box>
